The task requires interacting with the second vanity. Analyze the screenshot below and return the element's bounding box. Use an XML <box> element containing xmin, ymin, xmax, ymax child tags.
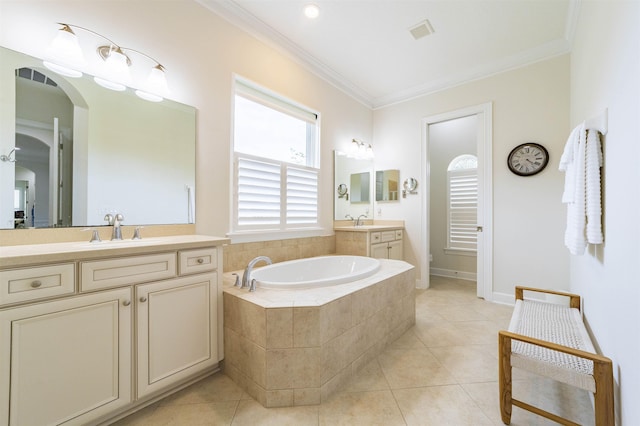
<box><xmin>334</xmin><ymin>222</ymin><xmax>404</xmax><ymax>260</ymax></box>
<box><xmin>0</xmin><ymin>235</ymin><xmax>228</xmax><ymax>426</ymax></box>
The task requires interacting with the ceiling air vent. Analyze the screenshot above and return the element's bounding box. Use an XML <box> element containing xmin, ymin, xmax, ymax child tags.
<box><xmin>409</xmin><ymin>19</ymin><xmax>435</xmax><ymax>40</ymax></box>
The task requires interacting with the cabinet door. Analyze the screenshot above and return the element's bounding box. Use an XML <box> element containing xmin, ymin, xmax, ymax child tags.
<box><xmin>136</xmin><ymin>273</ymin><xmax>217</xmax><ymax>398</ymax></box>
<box><xmin>371</xmin><ymin>242</ymin><xmax>390</xmax><ymax>259</ymax></box>
<box><xmin>388</xmin><ymin>239</ymin><xmax>404</xmax><ymax>260</ymax></box>
<box><xmin>0</xmin><ymin>288</ymin><xmax>132</xmax><ymax>426</ymax></box>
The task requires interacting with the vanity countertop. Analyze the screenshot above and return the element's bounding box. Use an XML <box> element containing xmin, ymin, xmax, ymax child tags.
<box><xmin>0</xmin><ymin>235</ymin><xmax>229</xmax><ymax>268</ymax></box>
<box><xmin>334</xmin><ymin>225</ymin><xmax>404</xmax><ymax>232</ymax></box>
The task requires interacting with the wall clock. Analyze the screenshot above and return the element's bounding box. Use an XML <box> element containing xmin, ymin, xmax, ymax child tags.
<box><xmin>507</xmin><ymin>143</ymin><xmax>549</xmax><ymax>176</ymax></box>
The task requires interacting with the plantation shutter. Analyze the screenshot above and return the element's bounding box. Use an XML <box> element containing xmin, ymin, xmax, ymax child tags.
<box><xmin>235</xmin><ymin>154</ymin><xmax>319</xmax><ymax>230</ymax></box>
<box><xmin>286</xmin><ymin>166</ymin><xmax>318</xmax><ymax>224</ymax></box>
<box><xmin>448</xmin><ymin>168</ymin><xmax>478</xmax><ymax>250</ymax></box>
<box><xmin>236</xmin><ymin>156</ymin><xmax>281</xmax><ymax>227</ymax></box>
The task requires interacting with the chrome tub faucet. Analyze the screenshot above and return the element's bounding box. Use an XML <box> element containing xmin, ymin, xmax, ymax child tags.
<box><xmin>242</xmin><ymin>256</ymin><xmax>272</xmax><ymax>290</ymax></box>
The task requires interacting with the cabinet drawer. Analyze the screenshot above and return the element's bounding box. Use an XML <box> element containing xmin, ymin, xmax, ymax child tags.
<box><xmin>371</xmin><ymin>232</ymin><xmax>382</xmax><ymax>243</ymax></box>
<box><xmin>381</xmin><ymin>231</ymin><xmax>396</xmax><ymax>242</ymax></box>
<box><xmin>179</xmin><ymin>248</ymin><xmax>217</xmax><ymax>275</ymax></box>
<box><xmin>81</xmin><ymin>253</ymin><xmax>176</xmax><ymax>292</ymax></box>
<box><xmin>0</xmin><ymin>264</ymin><xmax>75</xmax><ymax>305</ymax></box>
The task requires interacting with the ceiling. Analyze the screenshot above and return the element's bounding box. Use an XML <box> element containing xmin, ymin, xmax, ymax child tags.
<box><xmin>198</xmin><ymin>0</ymin><xmax>577</xmax><ymax>109</ymax></box>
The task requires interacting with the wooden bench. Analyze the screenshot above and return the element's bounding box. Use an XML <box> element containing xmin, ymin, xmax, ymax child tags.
<box><xmin>499</xmin><ymin>286</ymin><xmax>614</xmax><ymax>426</ymax></box>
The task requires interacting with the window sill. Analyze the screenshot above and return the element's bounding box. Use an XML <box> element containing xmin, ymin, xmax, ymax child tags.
<box><xmin>444</xmin><ymin>248</ymin><xmax>477</xmax><ymax>257</ymax></box>
<box><xmin>227</xmin><ymin>227</ymin><xmax>328</xmax><ymax>244</ymax></box>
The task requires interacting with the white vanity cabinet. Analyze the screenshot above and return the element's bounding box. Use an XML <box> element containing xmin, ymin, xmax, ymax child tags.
<box><xmin>335</xmin><ymin>225</ymin><xmax>404</xmax><ymax>260</ymax></box>
<box><xmin>370</xmin><ymin>230</ymin><xmax>404</xmax><ymax>260</ymax></box>
<box><xmin>136</xmin><ymin>272</ymin><xmax>217</xmax><ymax>398</ymax></box>
<box><xmin>0</xmin><ymin>235</ymin><xmax>228</xmax><ymax>426</ymax></box>
<box><xmin>0</xmin><ymin>287</ymin><xmax>132</xmax><ymax>426</ymax></box>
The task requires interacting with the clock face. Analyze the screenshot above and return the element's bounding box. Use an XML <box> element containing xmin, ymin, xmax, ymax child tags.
<box><xmin>507</xmin><ymin>143</ymin><xmax>549</xmax><ymax>176</ymax></box>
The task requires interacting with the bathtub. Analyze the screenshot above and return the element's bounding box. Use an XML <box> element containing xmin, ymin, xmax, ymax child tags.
<box><xmin>223</xmin><ymin>257</ymin><xmax>415</xmax><ymax>408</ymax></box>
<box><xmin>251</xmin><ymin>255</ymin><xmax>380</xmax><ymax>289</ymax></box>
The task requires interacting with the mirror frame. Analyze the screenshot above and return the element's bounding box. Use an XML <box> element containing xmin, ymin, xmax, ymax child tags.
<box><xmin>333</xmin><ymin>150</ymin><xmax>373</xmax><ymax>220</ymax></box>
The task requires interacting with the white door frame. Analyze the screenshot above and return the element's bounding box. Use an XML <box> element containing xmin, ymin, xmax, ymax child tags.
<box><xmin>420</xmin><ymin>102</ymin><xmax>493</xmax><ymax>300</ymax></box>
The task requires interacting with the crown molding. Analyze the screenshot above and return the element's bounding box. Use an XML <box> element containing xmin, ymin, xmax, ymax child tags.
<box><xmin>197</xmin><ymin>0</ymin><xmax>579</xmax><ymax>110</ymax></box>
<box><xmin>196</xmin><ymin>0</ymin><xmax>374</xmax><ymax>108</ymax></box>
<box><xmin>371</xmin><ymin>38</ymin><xmax>572</xmax><ymax>109</ymax></box>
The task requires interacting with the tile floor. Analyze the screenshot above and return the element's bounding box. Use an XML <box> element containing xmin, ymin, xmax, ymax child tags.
<box><xmin>113</xmin><ymin>276</ymin><xmax>595</xmax><ymax>425</ymax></box>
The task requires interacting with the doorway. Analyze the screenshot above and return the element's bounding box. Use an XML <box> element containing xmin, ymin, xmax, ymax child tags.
<box><xmin>421</xmin><ymin>103</ymin><xmax>493</xmax><ymax>300</ymax></box>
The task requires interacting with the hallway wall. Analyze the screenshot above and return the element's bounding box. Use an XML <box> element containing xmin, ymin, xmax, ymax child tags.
<box><xmin>568</xmin><ymin>1</ymin><xmax>640</xmax><ymax>423</ymax></box>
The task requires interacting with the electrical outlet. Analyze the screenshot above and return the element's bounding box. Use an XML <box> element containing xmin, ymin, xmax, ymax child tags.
<box><xmin>377</xmin><ymin>208</ymin><xmax>382</xmax><ymax>217</ymax></box>
<box><xmin>429</xmin><ymin>254</ymin><xmax>433</xmax><ymax>262</ymax></box>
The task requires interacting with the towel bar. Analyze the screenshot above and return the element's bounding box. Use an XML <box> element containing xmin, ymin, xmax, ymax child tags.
<box><xmin>585</xmin><ymin>108</ymin><xmax>608</xmax><ymax>135</ymax></box>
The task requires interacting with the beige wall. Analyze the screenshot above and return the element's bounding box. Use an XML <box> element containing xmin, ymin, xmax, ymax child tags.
<box><xmin>0</xmin><ymin>0</ymin><xmax>373</xmax><ymax>243</ymax></box>
<box><xmin>569</xmin><ymin>1</ymin><xmax>640</xmax><ymax>423</ymax></box>
<box><xmin>373</xmin><ymin>55</ymin><xmax>571</xmax><ymax>298</ymax></box>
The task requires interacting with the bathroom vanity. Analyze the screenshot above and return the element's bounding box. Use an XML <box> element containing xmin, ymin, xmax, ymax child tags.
<box><xmin>0</xmin><ymin>235</ymin><xmax>228</xmax><ymax>425</ymax></box>
<box><xmin>334</xmin><ymin>223</ymin><xmax>404</xmax><ymax>260</ymax></box>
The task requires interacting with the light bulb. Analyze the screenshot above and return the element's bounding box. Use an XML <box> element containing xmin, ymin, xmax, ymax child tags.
<box><xmin>43</xmin><ymin>24</ymin><xmax>85</xmax><ymax>77</ymax></box>
<box><xmin>304</xmin><ymin>4</ymin><xmax>320</xmax><ymax>19</ymax></box>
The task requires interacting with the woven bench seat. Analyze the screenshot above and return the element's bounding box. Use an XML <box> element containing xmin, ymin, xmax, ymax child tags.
<box><xmin>499</xmin><ymin>286</ymin><xmax>614</xmax><ymax>426</ymax></box>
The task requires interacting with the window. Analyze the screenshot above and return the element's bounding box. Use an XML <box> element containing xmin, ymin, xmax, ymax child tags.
<box><xmin>232</xmin><ymin>78</ymin><xmax>319</xmax><ymax>234</ymax></box>
<box><xmin>446</xmin><ymin>155</ymin><xmax>478</xmax><ymax>252</ymax></box>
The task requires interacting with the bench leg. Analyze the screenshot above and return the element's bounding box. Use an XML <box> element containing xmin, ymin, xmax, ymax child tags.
<box><xmin>593</xmin><ymin>360</ymin><xmax>614</xmax><ymax>426</ymax></box>
<box><xmin>499</xmin><ymin>332</ymin><xmax>512</xmax><ymax>424</ymax></box>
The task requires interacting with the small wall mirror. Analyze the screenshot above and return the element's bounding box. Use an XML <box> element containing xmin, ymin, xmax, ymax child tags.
<box><xmin>337</xmin><ymin>183</ymin><xmax>348</xmax><ymax>199</ymax></box>
<box><xmin>375</xmin><ymin>169</ymin><xmax>400</xmax><ymax>202</ymax></box>
<box><xmin>404</xmin><ymin>177</ymin><xmax>418</xmax><ymax>192</ymax></box>
<box><xmin>402</xmin><ymin>177</ymin><xmax>418</xmax><ymax>198</ymax></box>
<box><xmin>350</xmin><ymin>172</ymin><xmax>370</xmax><ymax>203</ymax></box>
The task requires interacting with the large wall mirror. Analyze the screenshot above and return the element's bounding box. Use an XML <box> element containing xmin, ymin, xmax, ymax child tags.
<box><xmin>0</xmin><ymin>46</ymin><xmax>196</xmax><ymax>229</ymax></box>
<box><xmin>333</xmin><ymin>151</ymin><xmax>373</xmax><ymax>220</ymax></box>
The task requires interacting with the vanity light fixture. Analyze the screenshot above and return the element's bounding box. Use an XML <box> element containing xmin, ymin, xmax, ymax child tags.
<box><xmin>43</xmin><ymin>23</ymin><xmax>169</xmax><ymax>101</ymax></box>
<box><xmin>304</xmin><ymin>4</ymin><xmax>320</xmax><ymax>19</ymax></box>
<box><xmin>349</xmin><ymin>139</ymin><xmax>374</xmax><ymax>159</ymax></box>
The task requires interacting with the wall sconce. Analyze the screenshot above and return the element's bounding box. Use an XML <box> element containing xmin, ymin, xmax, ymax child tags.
<box><xmin>348</xmin><ymin>139</ymin><xmax>374</xmax><ymax>159</ymax></box>
<box><xmin>402</xmin><ymin>177</ymin><xmax>418</xmax><ymax>198</ymax></box>
<box><xmin>43</xmin><ymin>23</ymin><xmax>169</xmax><ymax>102</ymax></box>
<box><xmin>0</xmin><ymin>148</ymin><xmax>20</xmax><ymax>163</ymax></box>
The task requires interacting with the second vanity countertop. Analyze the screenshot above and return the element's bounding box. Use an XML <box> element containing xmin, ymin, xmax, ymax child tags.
<box><xmin>334</xmin><ymin>220</ymin><xmax>404</xmax><ymax>232</ymax></box>
<box><xmin>334</xmin><ymin>225</ymin><xmax>403</xmax><ymax>232</ymax></box>
<box><xmin>0</xmin><ymin>235</ymin><xmax>230</xmax><ymax>268</ymax></box>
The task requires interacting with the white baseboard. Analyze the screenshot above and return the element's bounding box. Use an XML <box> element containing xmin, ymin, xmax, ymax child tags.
<box><xmin>430</xmin><ymin>268</ymin><xmax>476</xmax><ymax>282</ymax></box>
<box><xmin>415</xmin><ymin>278</ymin><xmax>428</xmax><ymax>289</ymax></box>
<box><xmin>490</xmin><ymin>291</ymin><xmax>514</xmax><ymax>306</ymax></box>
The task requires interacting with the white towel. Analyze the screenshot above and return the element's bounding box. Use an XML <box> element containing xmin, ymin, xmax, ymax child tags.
<box><xmin>559</xmin><ymin>124</ymin><xmax>603</xmax><ymax>255</ymax></box>
<box><xmin>559</xmin><ymin>123</ymin><xmax>583</xmax><ymax>203</ymax></box>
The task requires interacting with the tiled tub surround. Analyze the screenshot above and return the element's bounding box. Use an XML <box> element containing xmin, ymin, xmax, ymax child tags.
<box><xmin>223</xmin><ymin>236</ymin><xmax>336</xmax><ymax>272</ymax></box>
<box><xmin>222</xmin><ymin>259</ymin><xmax>415</xmax><ymax>408</ymax></box>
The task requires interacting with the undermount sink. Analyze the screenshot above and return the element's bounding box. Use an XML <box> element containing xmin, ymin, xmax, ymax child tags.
<box><xmin>71</xmin><ymin>238</ymin><xmax>157</xmax><ymax>249</ymax></box>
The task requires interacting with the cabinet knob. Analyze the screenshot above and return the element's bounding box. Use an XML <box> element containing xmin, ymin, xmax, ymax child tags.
<box><xmin>122</xmin><ymin>300</ymin><xmax>131</xmax><ymax>306</ymax></box>
<box><xmin>197</xmin><ymin>258</ymin><xmax>204</xmax><ymax>264</ymax></box>
<box><xmin>139</xmin><ymin>296</ymin><xmax>147</xmax><ymax>303</ymax></box>
<box><xmin>30</xmin><ymin>280</ymin><xmax>42</xmax><ymax>288</ymax></box>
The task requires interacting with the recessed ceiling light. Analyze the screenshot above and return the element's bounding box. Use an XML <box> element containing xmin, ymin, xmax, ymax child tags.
<box><xmin>304</xmin><ymin>4</ymin><xmax>320</xmax><ymax>19</ymax></box>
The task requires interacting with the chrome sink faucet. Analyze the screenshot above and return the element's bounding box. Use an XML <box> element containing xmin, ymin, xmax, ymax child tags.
<box><xmin>104</xmin><ymin>213</ymin><xmax>124</xmax><ymax>240</ymax></box>
<box><xmin>345</xmin><ymin>214</ymin><xmax>356</xmax><ymax>226</ymax></box>
<box><xmin>356</xmin><ymin>214</ymin><xmax>367</xmax><ymax>226</ymax></box>
<box><xmin>242</xmin><ymin>256</ymin><xmax>272</xmax><ymax>289</ymax></box>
